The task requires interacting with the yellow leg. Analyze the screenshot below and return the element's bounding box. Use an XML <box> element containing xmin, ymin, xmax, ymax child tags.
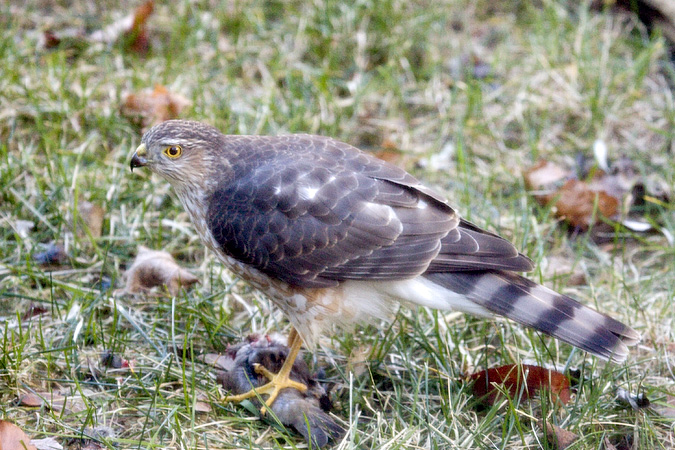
<box><xmin>224</xmin><ymin>328</ymin><xmax>308</xmax><ymax>414</ymax></box>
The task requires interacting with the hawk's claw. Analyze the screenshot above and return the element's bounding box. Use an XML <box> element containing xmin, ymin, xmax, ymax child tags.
<box><xmin>223</xmin><ymin>329</ymin><xmax>307</xmax><ymax>415</ymax></box>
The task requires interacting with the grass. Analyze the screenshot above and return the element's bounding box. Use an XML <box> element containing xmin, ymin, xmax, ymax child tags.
<box><xmin>1</xmin><ymin>0</ymin><xmax>674</xmax><ymax>448</ymax></box>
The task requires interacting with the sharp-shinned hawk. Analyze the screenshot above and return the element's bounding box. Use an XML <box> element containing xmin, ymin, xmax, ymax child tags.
<box><xmin>130</xmin><ymin>120</ymin><xmax>639</xmax><ymax>410</ymax></box>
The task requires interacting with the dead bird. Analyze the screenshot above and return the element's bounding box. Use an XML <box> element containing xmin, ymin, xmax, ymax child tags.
<box><xmin>216</xmin><ymin>334</ymin><xmax>344</xmax><ymax>448</ymax></box>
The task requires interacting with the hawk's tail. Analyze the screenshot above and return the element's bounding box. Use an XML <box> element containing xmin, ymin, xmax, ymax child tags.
<box><xmin>424</xmin><ymin>270</ymin><xmax>640</xmax><ymax>362</ymax></box>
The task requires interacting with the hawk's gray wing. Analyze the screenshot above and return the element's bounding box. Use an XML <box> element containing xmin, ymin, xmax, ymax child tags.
<box><xmin>206</xmin><ymin>135</ymin><xmax>531</xmax><ymax>288</ymax></box>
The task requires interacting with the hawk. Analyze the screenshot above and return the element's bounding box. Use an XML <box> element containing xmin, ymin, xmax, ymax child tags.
<box><xmin>130</xmin><ymin>120</ymin><xmax>638</xmax><ymax>409</ymax></box>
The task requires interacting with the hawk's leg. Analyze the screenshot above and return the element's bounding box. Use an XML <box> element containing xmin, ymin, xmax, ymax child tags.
<box><xmin>224</xmin><ymin>328</ymin><xmax>308</xmax><ymax>414</ymax></box>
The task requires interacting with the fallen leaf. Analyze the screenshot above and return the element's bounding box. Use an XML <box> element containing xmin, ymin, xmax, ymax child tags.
<box><xmin>0</xmin><ymin>420</ymin><xmax>38</xmax><ymax>450</ymax></box>
<box><xmin>468</xmin><ymin>364</ymin><xmax>571</xmax><ymax>406</ymax></box>
<box><xmin>121</xmin><ymin>85</ymin><xmax>192</xmax><ymax>130</ymax></box>
<box><xmin>126</xmin><ymin>0</ymin><xmax>154</xmax><ymax>53</ymax></box>
<box><xmin>78</xmin><ymin>200</ymin><xmax>105</xmax><ymax>238</ymax></box>
<box><xmin>30</xmin><ymin>437</ymin><xmax>63</xmax><ymax>450</ymax></box>
<box><xmin>41</xmin><ymin>28</ymin><xmax>88</xmax><ymax>55</ymax></box>
<box><xmin>553</xmin><ymin>178</ymin><xmax>619</xmax><ymax>228</ymax></box>
<box><xmin>17</xmin><ymin>393</ymin><xmax>44</xmax><ymax>407</ymax></box>
<box><xmin>21</xmin><ymin>303</ymin><xmax>49</xmax><ymax>321</ymax></box>
<box><xmin>524</xmin><ymin>156</ymin><xmax>670</xmax><ymax>233</ymax></box>
<box><xmin>194</xmin><ymin>401</ymin><xmax>212</xmax><ymax>413</ymax></box>
<box><xmin>540</xmin><ymin>420</ymin><xmax>579</xmax><ymax>450</ymax></box>
<box><xmin>202</xmin><ymin>353</ymin><xmax>234</xmax><ymax>371</ymax></box>
<box><xmin>524</xmin><ymin>161</ymin><xmax>620</xmax><ymax>229</ymax></box>
<box><xmin>124</xmin><ymin>246</ymin><xmax>199</xmax><ymax>296</ymax></box>
<box><xmin>523</xmin><ymin>159</ymin><xmax>569</xmax><ymax>192</ymax></box>
<box><xmin>89</xmin><ymin>0</ymin><xmax>154</xmax><ymax>53</ymax></box>
<box><xmin>373</xmin><ymin>148</ymin><xmax>404</xmax><ymax>165</ymax></box>
<box><xmin>43</xmin><ymin>1</ymin><xmax>154</xmax><ymax>54</ymax></box>
<box><xmin>17</xmin><ymin>390</ymin><xmax>88</xmax><ymax>414</ymax></box>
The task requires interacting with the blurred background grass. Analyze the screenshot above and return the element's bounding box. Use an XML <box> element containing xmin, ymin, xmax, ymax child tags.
<box><xmin>1</xmin><ymin>0</ymin><xmax>673</xmax><ymax>448</ymax></box>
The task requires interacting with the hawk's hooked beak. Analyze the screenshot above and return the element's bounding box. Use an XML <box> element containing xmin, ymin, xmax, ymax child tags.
<box><xmin>130</xmin><ymin>143</ymin><xmax>148</xmax><ymax>172</ymax></box>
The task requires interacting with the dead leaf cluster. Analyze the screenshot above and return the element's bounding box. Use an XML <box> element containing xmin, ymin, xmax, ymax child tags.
<box><xmin>468</xmin><ymin>363</ymin><xmax>571</xmax><ymax>407</ymax></box>
<box><xmin>523</xmin><ymin>156</ymin><xmax>670</xmax><ymax>234</ymax></box>
<box><xmin>0</xmin><ymin>420</ymin><xmax>37</xmax><ymax>450</ymax></box>
<box><xmin>42</xmin><ymin>0</ymin><xmax>154</xmax><ymax>55</ymax></box>
<box><xmin>16</xmin><ymin>389</ymin><xmax>88</xmax><ymax>414</ymax></box>
<box><xmin>467</xmin><ymin>364</ymin><xmax>650</xmax><ymax>450</ymax></box>
<box><xmin>121</xmin><ymin>85</ymin><xmax>192</xmax><ymax>131</ymax></box>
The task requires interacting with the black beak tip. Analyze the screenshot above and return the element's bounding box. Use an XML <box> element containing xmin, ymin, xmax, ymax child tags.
<box><xmin>130</xmin><ymin>153</ymin><xmax>146</xmax><ymax>172</ymax></box>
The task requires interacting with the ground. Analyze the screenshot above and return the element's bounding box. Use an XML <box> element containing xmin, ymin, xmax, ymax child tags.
<box><xmin>0</xmin><ymin>1</ymin><xmax>674</xmax><ymax>449</ymax></box>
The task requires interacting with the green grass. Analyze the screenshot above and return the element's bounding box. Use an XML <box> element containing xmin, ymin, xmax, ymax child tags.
<box><xmin>1</xmin><ymin>0</ymin><xmax>674</xmax><ymax>448</ymax></box>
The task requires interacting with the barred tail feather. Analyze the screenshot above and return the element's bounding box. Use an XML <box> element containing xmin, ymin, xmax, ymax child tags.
<box><xmin>424</xmin><ymin>271</ymin><xmax>639</xmax><ymax>362</ymax></box>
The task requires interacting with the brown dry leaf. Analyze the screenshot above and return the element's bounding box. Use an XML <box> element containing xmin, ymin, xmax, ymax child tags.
<box><xmin>17</xmin><ymin>392</ymin><xmax>44</xmax><ymax>407</ymax></box>
<box><xmin>524</xmin><ymin>160</ymin><xmax>619</xmax><ymax>229</ymax></box>
<box><xmin>540</xmin><ymin>420</ymin><xmax>579</xmax><ymax>450</ymax></box>
<box><xmin>78</xmin><ymin>200</ymin><xmax>105</xmax><ymax>238</ymax></box>
<box><xmin>44</xmin><ymin>1</ymin><xmax>154</xmax><ymax>54</ymax></box>
<box><xmin>21</xmin><ymin>303</ymin><xmax>49</xmax><ymax>321</ymax></box>
<box><xmin>0</xmin><ymin>420</ymin><xmax>38</xmax><ymax>450</ymax></box>
<box><xmin>468</xmin><ymin>364</ymin><xmax>571</xmax><ymax>406</ymax></box>
<box><xmin>89</xmin><ymin>0</ymin><xmax>154</xmax><ymax>53</ymax></box>
<box><xmin>121</xmin><ymin>85</ymin><xmax>192</xmax><ymax>130</ymax></box>
<box><xmin>126</xmin><ymin>0</ymin><xmax>154</xmax><ymax>53</ymax></box>
<box><xmin>523</xmin><ymin>159</ymin><xmax>570</xmax><ymax>191</ymax></box>
<box><xmin>554</xmin><ymin>179</ymin><xmax>620</xmax><ymax>228</ymax></box>
<box><xmin>124</xmin><ymin>246</ymin><xmax>199</xmax><ymax>296</ymax></box>
<box><xmin>373</xmin><ymin>148</ymin><xmax>404</xmax><ymax>165</ymax></box>
<box><xmin>203</xmin><ymin>353</ymin><xmax>234</xmax><ymax>371</ymax></box>
<box><xmin>41</xmin><ymin>28</ymin><xmax>88</xmax><ymax>53</ymax></box>
<box><xmin>524</xmin><ymin>157</ymin><xmax>670</xmax><ymax>232</ymax></box>
<box><xmin>18</xmin><ymin>390</ymin><xmax>89</xmax><ymax>414</ymax></box>
<box><xmin>194</xmin><ymin>401</ymin><xmax>212</xmax><ymax>413</ymax></box>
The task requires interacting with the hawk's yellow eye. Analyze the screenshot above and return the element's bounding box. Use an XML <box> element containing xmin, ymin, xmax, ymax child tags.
<box><xmin>164</xmin><ymin>145</ymin><xmax>182</xmax><ymax>159</ymax></box>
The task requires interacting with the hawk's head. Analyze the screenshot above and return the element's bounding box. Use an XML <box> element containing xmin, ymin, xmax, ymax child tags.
<box><xmin>130</xmin><ymin>120</ymin><xmax>225</xmax><ymax>188</ymax></box>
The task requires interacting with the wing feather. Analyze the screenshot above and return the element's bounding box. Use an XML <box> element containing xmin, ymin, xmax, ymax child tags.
<box><xmin>206</xmin><ymin>135</ymin><xmax>531</xmax><ymax>287</ymax></box>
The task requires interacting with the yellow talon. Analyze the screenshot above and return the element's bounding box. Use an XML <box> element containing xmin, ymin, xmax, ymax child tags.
<box><xmin>223</xmin><ymin>329</ymin><xmax>308</xmax><ymax>415</ymax></box>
